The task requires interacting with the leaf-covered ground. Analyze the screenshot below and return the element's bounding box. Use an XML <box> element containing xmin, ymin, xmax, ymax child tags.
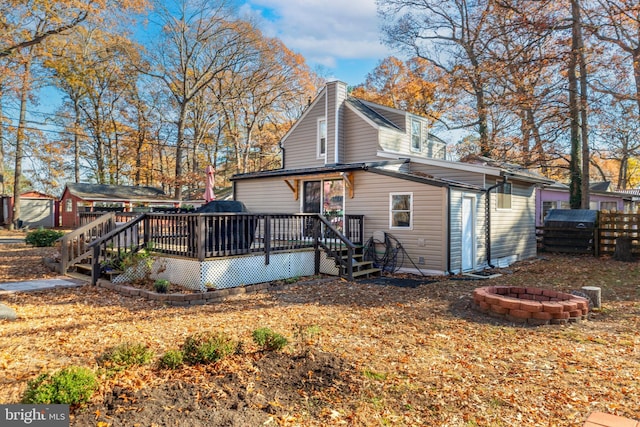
<box><xmin>1</xmin><ymin>238</ymin><xmax>639</xmax><ymax>426</ymax></box>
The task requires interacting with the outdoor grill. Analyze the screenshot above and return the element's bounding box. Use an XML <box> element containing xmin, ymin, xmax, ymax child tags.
<box><xmin>193</xmin><ymin>201</ymin><xmax>256</xmax><ymax>254</ymax></box>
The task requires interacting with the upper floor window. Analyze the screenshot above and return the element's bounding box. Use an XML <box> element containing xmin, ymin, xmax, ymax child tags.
<box><xmin>65</xmin><ymin>198</ymin><xmax>73</xmax><ymax>213</ymax></box>
<box><xmin>317</xmin><ymin>118</ymin><xmax>327</xmax><ymax>158</ymax></box>
<box><xmin>390</xmin><ymin>192</ymin><xmax>413</xmax><ymax>229</ymax></box>
<box><xmin>411</xmin><ymin>119</ymin><xmax>421</xmax><ymax>151</ymax></box>
<box><xmin>496</xmin><ymin>181</ymin><xmax>512</xmax><ymax>209</ymax></box>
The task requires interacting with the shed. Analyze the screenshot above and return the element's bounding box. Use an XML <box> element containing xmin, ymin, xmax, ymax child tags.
<box><xmin>60</xmin><ymin>183</ymin><xmax>181</xmax><ymax>228</ymax></box>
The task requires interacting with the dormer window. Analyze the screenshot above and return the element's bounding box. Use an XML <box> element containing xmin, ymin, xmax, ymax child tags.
<box><xmin>411</xmin><ymin>119</ymin><xmax>421</xmax><ymax>152</ymax></box>
<box><xmin>317</xmin><ymin>118</ymin><xmax>327</xmax><ymax>159</ymax></box>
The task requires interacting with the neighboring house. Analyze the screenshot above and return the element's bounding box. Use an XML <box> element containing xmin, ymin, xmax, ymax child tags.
<box><xmin>60</xmin><ymin>183</ymin><xmax>180</xmax><ymax>228</ymax></box>
<box><xmin>232</xmin><ymin>81</ymin><xmax>553</xmax><ymax>275</ymax></box>
<box><xmin>536</xmin><ymin>181</ymin><xmax>634</xmax><ymax>227</ymax></box>
<box><xmin>0</xmin><ymin>191</ymin><xmax>58</xmax><ymax>228</ymax></box>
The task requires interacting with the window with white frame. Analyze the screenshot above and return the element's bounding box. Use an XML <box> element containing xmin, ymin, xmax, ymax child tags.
<box><xmin>411</xmin><ymin>119</ymin><xmax>421</xmax><ymax>151</ymax></box>
<box><xmin>65</xmin><ymin>198</ymin><xmax>73</xmax><ymax>213</ymax></box>
<box><xmin>390</xmin><ymin>193</ymin><xmax>413</xmax><ymax>229</ymax></box>
<box><xmin>600</xmin><ymin>201</ymin><xmax>617</xmax><ymax>211</ymax></box>
<box><xmin>317</xmin><ymin>118</ymin><xmax>327</xmax><ymax>158</ymax></box>
<box><xmin>496</xmin><ymin>181</ymin><xmax>512</xmax><ymax>209</ymax></box>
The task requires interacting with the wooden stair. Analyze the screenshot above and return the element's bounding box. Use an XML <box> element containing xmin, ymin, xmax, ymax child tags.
<box><xmin>338</xmin><ymin>246</ymin><xmax>382</xmax><ymax>279</ymax></box>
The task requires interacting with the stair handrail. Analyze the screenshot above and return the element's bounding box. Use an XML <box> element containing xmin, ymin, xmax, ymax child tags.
<box><xmin>313</xmin><ymin>214</ymin><xmax>356</xmax><ymax>280</ymax></box>
<box><xmin>58</xmin><ymin>212</ymin><xmax>117</xmax><ymax>274</ymax></box>
<box><xmin>87</xmin><ymin>213</ymin><xmax>149</xmax><ymax>285</ymax></box>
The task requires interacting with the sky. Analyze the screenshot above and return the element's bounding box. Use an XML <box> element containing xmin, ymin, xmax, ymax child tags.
<box><xmin>235</xmin><ymin>0</ymin><xmax>393</xmax><ymax>86</ymax></box>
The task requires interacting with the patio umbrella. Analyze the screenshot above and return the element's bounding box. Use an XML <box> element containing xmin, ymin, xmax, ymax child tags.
<box><xmin>203</xmin><ymin>165</ymin><xmax>216</xmax><ymax>202</ymax></box>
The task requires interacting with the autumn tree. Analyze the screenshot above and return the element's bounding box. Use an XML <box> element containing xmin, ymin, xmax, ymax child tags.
<box><xmin>213</xmin><ymin>30</ymin><xmax>317</xmax><ymax>175</ymax></box>
<box><xmin>351</xmin><ymin>56</ymin><xmax>448</xmax><ymax>126</ymax></box>
<box><xmin>143</xmin><ymin>0</ymin><xmax>259</xmax><ymax>199</ymax></box>
<box><xmin>379</xmin><ymin>0</ymin><xmax>496</xmax><ymax>156</ymax></box>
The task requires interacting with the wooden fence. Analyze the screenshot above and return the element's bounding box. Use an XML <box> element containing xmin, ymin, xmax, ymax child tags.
<box><xmin>598</xmin><ymin>212</ymin><xmax>640</xmax><ymax>256</ymax></box>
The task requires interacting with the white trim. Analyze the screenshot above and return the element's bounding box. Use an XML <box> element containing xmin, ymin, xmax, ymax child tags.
<box><xmin>389</xmin><ymin>192</ymin><xmax>413</xmax><ymax>230</ymax></box>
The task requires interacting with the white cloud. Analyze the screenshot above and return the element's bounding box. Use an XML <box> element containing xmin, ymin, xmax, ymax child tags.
<box><xmin>237</xmin><ymin>0</ymin><xmax>392</xmax><ymax>71</ymax></box>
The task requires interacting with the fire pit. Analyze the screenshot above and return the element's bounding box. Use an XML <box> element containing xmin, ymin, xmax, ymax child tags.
<box><xmin>472</xmin><ymin>286</ymin><xmax>589</xmax><ymax>325</ymax></box>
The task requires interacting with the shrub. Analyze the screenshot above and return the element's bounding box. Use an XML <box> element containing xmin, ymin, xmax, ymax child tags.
<box><xmin>22</xmin><ymin>366</ymin><xmax>97</xmax><ymax>405</ymax></box>
<box><xmin>98</xmin><ymin>343</ymin><xmax>154</xmax><ymax>371</ymax></box>
<box><xmin>25</xmin><ymin>228</ymin><xmax>65</xmax><ymax>247</ymax></box>
<box><xmin>181</xmin><ymin>331</ymin><xmax>238</xmax><ymax>365</ymax></box>
<box><xmin>252</xmin><ymin>327</ymin><xmax>288</xmax><ymax>352</ymax></box>
<box><xmin>153</xmin><ymin>279</ymin><xmax>170</xmax><ymax>293</ymax></box>
<box><xmin>158</xmin><ymin>349</ymin><xmax>184</xmax><ymax>369</ymax></box>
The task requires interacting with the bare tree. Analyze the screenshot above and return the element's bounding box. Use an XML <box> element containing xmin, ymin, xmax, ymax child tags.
<box><xmin>143</xmin><ymin>0</ymin><xmax>258</xmax><ymax>199</ymax></box>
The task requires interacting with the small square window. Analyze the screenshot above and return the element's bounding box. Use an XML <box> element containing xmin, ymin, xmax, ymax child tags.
<box><xmin>390</xmin><ymin>193</ymin><xmax>413</xmax><ymax>229</ymax></box>
<box><xmin>496</xmin><ymin>182</ymin><xmax>512</xmax><ymax>209</ymax></box>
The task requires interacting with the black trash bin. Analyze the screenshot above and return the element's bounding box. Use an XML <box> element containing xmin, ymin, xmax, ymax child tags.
<box><xmin>193</xmin><ymin>201</ymin><xmax>256</xmax><ymax>255</ymax></box>
<box><xmin>542</xmin><ymin>209</ymin><xmax>597</xmax><ymax>253</ymax></box>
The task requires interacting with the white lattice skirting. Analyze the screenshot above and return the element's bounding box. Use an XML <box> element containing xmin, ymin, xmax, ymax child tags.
<box><xmin>143</xmin><ymin>249</ymin><xmax>340</xmax><ymax>291</ymax></box>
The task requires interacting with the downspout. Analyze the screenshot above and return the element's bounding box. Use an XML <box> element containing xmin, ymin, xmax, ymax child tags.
<box><xmin>485</xmin><ymin>175</ymin><xmax>508</xmax><ymax>268</ymax></box>
<box><xmin>447</xmin><ymin>186</ymin><xmax>451</xmax><ymax>275</ymax></box>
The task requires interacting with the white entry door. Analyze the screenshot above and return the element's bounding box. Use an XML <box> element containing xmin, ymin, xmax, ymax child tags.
<box><xmin>461</xmin><ymin>196</ymin><xmax>475</xmax><ymax>271</ymax></box>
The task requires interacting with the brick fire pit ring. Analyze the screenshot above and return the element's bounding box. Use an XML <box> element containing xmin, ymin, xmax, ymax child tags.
<box><xmin>472</xmin><ymin>286</ymin><xmax>589</xmax><ymax>325</ymax></box>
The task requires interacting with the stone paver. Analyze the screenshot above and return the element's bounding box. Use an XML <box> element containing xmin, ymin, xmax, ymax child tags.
<box><xmin>0</xmin><ymin>278</ymin><xmax>83</xmax><ymax>293</ymax></box>
<box><xmin>0</xmin><ymin>303</ymin><xmax>16</xmax><ymax>320</ymax></box>
<box><xmin>584</xmin><ymin>412</ymin><xmax>640</xmax><ymax>427</ymax></box>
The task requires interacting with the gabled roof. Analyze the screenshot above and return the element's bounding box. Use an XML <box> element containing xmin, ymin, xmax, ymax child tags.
<box><xmin>64</xmin><ymin>183</ymin><xmax>174</xmax><ymax>202</ymax></box>
<box><xmin>345</xmin><ymin>98</ymin><xmax>402</xmax><ymax>131</ymax></box>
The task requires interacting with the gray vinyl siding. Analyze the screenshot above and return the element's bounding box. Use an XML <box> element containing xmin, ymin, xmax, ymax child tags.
<box><xmin>346</xmin><ymin>171</ymin><xmax>448</xmax><ymax>273</ymax></box>
<box><xmin>409</xmin><ymin>163</ymin><xmax>487</xmax><ymax>187</ymax></box>
<box><xmin>282</xmin><ymin>92</ymin><xmax>327</xmax><ymax>169</ymax></box>
<box><xmin>449</xmin><ymin>189</ymin><xmax>486</xmax><ymax>274</ymax></box>
<box><xmin>234</xmin><ymin>177</ymin><xmax>300</xmax><ymax>214</ymax></box>
<box><xmin>488</xmin><ymin>182</ymin><xmax>537</xmax><ymax>262</ymax></box>
<box><xmin>343</xmin><ymin>106</ymin><xmax>381</xmax><ymax>163</ymax></box>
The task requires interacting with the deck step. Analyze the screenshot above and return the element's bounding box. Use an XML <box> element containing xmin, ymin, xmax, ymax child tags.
<box><xmin>351</xmin><ymin>268</ymin><xmax>382</xmax><ymax>278</ymax></box>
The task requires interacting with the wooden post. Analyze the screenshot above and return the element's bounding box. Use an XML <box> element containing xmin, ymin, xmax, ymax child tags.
<box><xmin>581</xmin><ymin>286</ymin><xmax>601</xmax><ymax>309</ymax></box>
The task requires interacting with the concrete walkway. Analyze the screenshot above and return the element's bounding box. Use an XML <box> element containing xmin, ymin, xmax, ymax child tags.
<box><xmin>0</xmin><ymin>277</ymin><xmax>86</xmax><ymax>320</ymax></box>
<box><xmin>0</xmin><ymin>277</ymin><xmax>84</xmax><ymax>293</ymax></box>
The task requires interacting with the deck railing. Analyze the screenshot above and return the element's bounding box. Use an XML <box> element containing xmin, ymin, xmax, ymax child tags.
<box><xmin>85</xmin><ymin>212</ymin><xmax>364</xmax><ymax>284</ymax></box>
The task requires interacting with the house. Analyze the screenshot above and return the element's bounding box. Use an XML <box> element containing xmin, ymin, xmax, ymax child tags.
<box><xmin>60</xmin><ymin>183</ymin><xmax>180</xmax><ymax>228</ymax></box>
<box><xmin>231</xmin><ymin>81</ymin><xmax>554</xmax><ymax>275</ymax></box>
<box><xmin>536</xmin><ymin>182</ymin><xmax>635</xmax><ymax>227</ymax></box>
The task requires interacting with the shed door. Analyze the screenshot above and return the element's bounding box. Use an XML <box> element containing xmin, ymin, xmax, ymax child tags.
<box><xmin>461</xmin><ymin>196</ymin><xmax>475</xmax><ymax>271</ymax></box>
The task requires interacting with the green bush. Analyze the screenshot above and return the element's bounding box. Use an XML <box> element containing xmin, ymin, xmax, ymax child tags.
<box><xmin>153</xmin><ymin>279</ymin><xmax>170</xmax><ymax>293</ymax></box>
<box><xmin>181</xmin><ymin>331</ymin><xmax>238</xmax><ymax>365</ymax></box>
<box><xmin>98</xmin><ymin>343</ymin><xmax>154</xmax><ymax>371</ymax></box>
<box><xmin>252</xmin><ymin>327</ymin><xmax>288</xmax><ymax>352</ymax></box>
<box><xmin>158</xmin><ymin>349</ymin><xmax>184</xmax><ymax>369</ymax></box>
<box><xmin>25</xmin><ymin>228</ymin><xmax>65</xmax><ymax>247</ymax></box>
<box><xmin>22</xmin><ymin>366</ymin><xmax>97</xmax><ymax>405</ymax></box>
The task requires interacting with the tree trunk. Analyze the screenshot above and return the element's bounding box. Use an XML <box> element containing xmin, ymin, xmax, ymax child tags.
<box><xmin>613</xmin><ymin>236</ymin><xmax>634</xmax><ymax>262</ymax></box>
<box><xmin>577</xmin><ymin>0</ymin><xmax>590</xmax><ymax>209</ymax></box>
<box><xmin>568</xmin><ymin>0</ymin><xmax>582</xmax><ymax>209</ymax></box>
<box><xmin>12</xmin><ymin>58</ymin><xmax>31</xmax><ymax>230</ymax></box>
